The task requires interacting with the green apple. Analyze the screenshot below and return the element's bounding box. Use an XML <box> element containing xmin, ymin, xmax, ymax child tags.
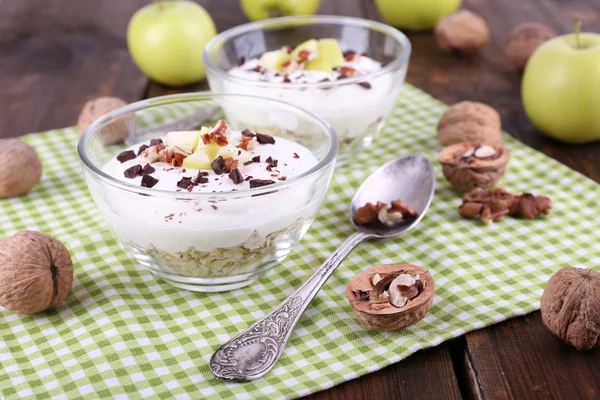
<box><xmin>127</xmin><ymin>0</ymin><xmax>217</xmax><ymax>87</ymax></box>
<box><xmin>522</xmin><ymin>27</ymin><xmax>600</xmax><ymax>144</ymax></box>
<box><xmin>241</xmin><ymin>0</ymin><xmax>320</xmax><ymax>21</ymax></box>
<box><xmin>182</xmin><ymin>150</ymin><xmax>211</xmax><ymax>170</ymax></box>
<box><xmin>290</xmin><ymin>39</ymin><xmax>318</xmax><ymax>61</ymax></box>
<box><xmin>166</xmin><ymin>130</ymin><xmax>200</xmax><ymax>153</ymax></box>
<box><xmin>259</xmin><ymin>50</ymin><xmax>291</xmax><ymax>72</ymax></box>
<box><xmin>374</xmin><ymin>0</ymin><xmax>461</xmax><ymax>31</ymax></box>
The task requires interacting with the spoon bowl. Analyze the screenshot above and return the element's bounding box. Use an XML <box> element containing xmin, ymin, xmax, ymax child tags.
<box><xmin>351</xmin><ymin>154</ymin><xmax>436</xmax><ymax>237</ymax></box>
<box><xmin>210</xmin><ymin>154</ymin><xmax>436</xmax><ymax>381</ymax></box>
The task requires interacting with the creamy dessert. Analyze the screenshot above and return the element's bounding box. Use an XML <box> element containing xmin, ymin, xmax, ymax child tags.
<box><xmin>100</xmin><ymin>119</ymin><xmax>322</xmax><ymax>278</ymax></box>
<box><xmin>217</xmin><ymin>39</ymin><xmax>404</xmax><ymax>162</ymax></box>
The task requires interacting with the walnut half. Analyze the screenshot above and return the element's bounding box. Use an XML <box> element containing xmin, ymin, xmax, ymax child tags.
<box><xmin>439</xmin><ymin>143</ymin><xmax>509</xmax><ymax>193</ymax></box>
<box><xmin>346</xmin><ymin>264</ymin><xmax>435</xmax><ymax>331</ymax></box>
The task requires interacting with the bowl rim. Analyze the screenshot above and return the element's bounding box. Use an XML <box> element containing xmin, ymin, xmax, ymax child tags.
<box><xmin>77</xmin><ymin>92</ymin><xmax>338</xmax><ymax>198</ymax></box>
<box><xmin>203</xmin><ymin>15</ymin><xmax>412</xmax><ymax>90</ymax></box>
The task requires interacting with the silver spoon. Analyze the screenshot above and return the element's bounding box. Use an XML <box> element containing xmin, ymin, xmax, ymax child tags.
<box><xmin>209</xmin><ymin>154</ymin><xmax>436</xmax><ymax>381</ymax></box>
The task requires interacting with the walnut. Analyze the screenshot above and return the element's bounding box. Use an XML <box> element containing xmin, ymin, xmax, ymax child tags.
<box><xmin>439</xmin><ymin>143</ymin><xmax>509</xmax><ymax>192</ymax></box>
<box><xmin>0</xmin><ymin>138</ymin><xmax>42</xmax><ymax>198</ymax></box>
<box><xmin>0</xmin><ymin>231</ymin><xmax>73</xmax><ymax>314</ymax></box>
<box><xmin>458</xmin><ymin>187</ymin><xmax>551</xmax><ymax>224</ymax></box>
<box><xmin>541</xmin><ymin>267</ymin><xmax>600</xmax><ymax>351</ymax></box>
<box><xmin>346</xmin><ymin>264</ymin><xmax>434</xmax><ymax>331</ymax></box>
<box><xmin>77</xmin><ymin>97</ymin><xmax>129</xmax><ymax>145</ymax></box>
<box><xmin>435</xmin><ymin>10</ymin><xmax>490</xmax><ymax>54</ymax></box>
<box><xmin>438</xmin><ymin>101</ymin><xmax>502</xmax><ymax>146</ymax></box>
<box><xmin>505</xmin><ymin>22</ymin><xmax>556</xmax><ymax>69</ymax></box>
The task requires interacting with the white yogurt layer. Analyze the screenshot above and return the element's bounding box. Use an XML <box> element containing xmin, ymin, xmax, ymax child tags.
<box><xmin>97</xmin><ymin>131</ymin><xmax>322</xmax><ymax>253</ymax></box>
<box><xmin>217</xmin><ymin>53</ymin><xmax>404</xmax><ymax>151</ymax></box>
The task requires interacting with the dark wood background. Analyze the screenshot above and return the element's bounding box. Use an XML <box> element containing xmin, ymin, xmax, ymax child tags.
<box><xmin>1</xmin><ymin>0</ymin><xmax>599</xmax><ymax>399</ymax></box>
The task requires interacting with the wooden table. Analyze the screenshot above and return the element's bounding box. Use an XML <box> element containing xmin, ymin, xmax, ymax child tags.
<box><xmin>2</xmin><ymin>0</ymin><xmax>599</xmax><ymax>398</ymax></box>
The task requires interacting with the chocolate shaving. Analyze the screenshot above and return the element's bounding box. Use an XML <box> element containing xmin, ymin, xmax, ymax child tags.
<box><xmin>137</xmin><ymin>144</ymin><xmax>149</xmax><ymax>155</ymax></box>
<box><xmin>149</xmin><ymin>138</ymin><xmax>163</xmax><ymax>146</ymax></box>
<box><xmin>245</xmin><ymin>175</ymin><xmax>253</xmax><ymax>181</ymax></box>
<box><xmin>238</xmin><ymin>56</ymin><xmax>246</xmax><ymax>66</ymax></box>
<box><xmin>117</xmin><ymin>150</ymin><xmax>136</xmax><ymax>163</ymax></box>
<box><xmin>252</xmin><ymin>155</ymin><xmax>261</xmax><ymax>163</ymax></box>
<box><xmin>211</xmin><ymin>156</ymin><xmax>226</xmax><ymax>175</ymax></box>
<box><xmin>229</xmin><ymin>168</ymin><xmax>244</xmax><ymax>185</ymax></box>
<box><xmin>256</xmin><ymin>133</ymin><xmax>276</xmax><ymax>145</ymax></box>
<box><xmin>265</xmin><ymin>156</ymin><xmax>273</xmax><ymax>163</ymax></box>
<box><xmin>241</xmin><ymin>129</ymin><xmax>255</xmax><ymax>138</ymax></box>
<box><xmin>249</xmin><ymin>179</ymin><xmax>275</xmax><ymax>188</ymax></box>
<box><xmin>357</xmin><ymin>82</ymin><xmax>372</xmax><ymax>89</ymax></box>
<box><xmin>141</xmin><ymin>174</ymin><xmax>158</xmax><ymax>188</ymax></box>
<box><xmin>293</xmin><ymin>152</ymin><xmax>300</xmax><ymax>159</ymax></box>
<box><xmin>142</xmin><ymin>164</ymin><xmax>155</xmax><ymax>174</ymax></box>
<box><xmin>124</xmin><ymin>164</ymin><xmax>142</xmax><ymax>178</ymax></box>
<box><xmin>211</xmin><ymin>205</ymin><xmax>218</xmax><ymax>210</ymax></box>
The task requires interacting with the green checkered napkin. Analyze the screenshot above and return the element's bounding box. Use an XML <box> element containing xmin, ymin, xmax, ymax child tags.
<box><xmin>1</xmin><ymin>84</ymin><xmax>599</xmax><ymax>399</ymax></box>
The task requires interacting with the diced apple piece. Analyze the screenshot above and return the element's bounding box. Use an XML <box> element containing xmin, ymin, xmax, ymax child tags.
<box><xmin>166</xmin><ymin>131</ymin><xmax>200</xmax><ymax>153</ymax></box>
<box><xmin>182</xmin><ymin>150</ymin><xmax>211</xmax><ymax>170</ymax></box>
<box><xmin>217</xmin><ymin>145</ymin><xmax>252</xmax><ymax>163</ymax></box>
<box><xmin>291</xmin><ymin>39</ymin><xmax>318</xmax><ymax>62</ymax></box>
<box><xmin>318</xmin><ymin>38</ymin><xmax>345</xmax><ymax>68</ymax></box>
<box><xmin>206</xmin><ymin>142</ymin><xmax>221</xmax><ymax>160</ymax></box>
<box><xmin>305</xmin><ymin>56</ymin><xmax>333</xmax><ymax>72</ymax></box>
<box><xmin>259</xmin><ymin>50</ymin><xmax>291</xmax><ymax>72</ymax></box>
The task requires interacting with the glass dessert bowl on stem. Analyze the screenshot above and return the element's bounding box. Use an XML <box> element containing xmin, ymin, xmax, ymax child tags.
<box><xmin>78</xmin><ymin>93</ymin><xmax>338</xmax><ymax>292</ymax></box>
<box><xmin>204</xmin><ymin>15</ymin><xmax>411</xmax><ymax>165</ymax></box>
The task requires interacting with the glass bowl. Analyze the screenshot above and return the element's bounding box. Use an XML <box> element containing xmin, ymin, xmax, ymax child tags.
<box><xmin>203</xmin><ymin>15</ymin><xmax>411</xmax><ymax>165</ymax></box>
<box><xmin>78</xmin><ymin>93</ymin><xmax>338</xmax><ymax>292</ymax></box>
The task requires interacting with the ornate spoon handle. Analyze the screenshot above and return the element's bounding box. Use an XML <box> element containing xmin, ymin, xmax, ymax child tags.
<box><xmin>209</xmin><ymin>231</ymin><xmax>369</xmax><ymax>381</ymax></box>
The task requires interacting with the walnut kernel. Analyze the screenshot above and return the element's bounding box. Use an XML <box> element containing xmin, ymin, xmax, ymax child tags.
<box><xmin>435</xmin><ymin>10</ymin><xmax>490</xmax><ymax>54</ymax></box>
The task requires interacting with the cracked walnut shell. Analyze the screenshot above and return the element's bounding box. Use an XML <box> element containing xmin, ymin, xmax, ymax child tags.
<box><xmin>435</xmin><ymin>10</ymin><xmax>490</xmax><ymax>54</ymax></box>
<box><xmin>439</xmin><ymin>143</ymin><xmax>509</xmax><ymax>192</ymax></box>
<box><xmin>541</xmin><ymin>267</ymin><xmax>600</xmax><ymax>351</ymax></box>
<box><xmin>505</xmin><ymin>22</ymin><xmax>556</xmax><ymax>69</ymax></box>
<box><xmin>346</xmin><ymin>264</ymin><xmax>434</xmax><ymax>331</ymax></box>
<box><xmin>0</xmin><ymin>231</ymin><xmax>73</xmax><ymax>314</ymax></box>
<box><xmin>438</xmin><ymin>101</ymin><xmax>502</xmax><ymax>146</ymax></box>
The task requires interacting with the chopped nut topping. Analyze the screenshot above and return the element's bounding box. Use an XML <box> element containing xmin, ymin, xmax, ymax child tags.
<box><xmin>202</xmin><ymin>119</ymin><xmax>230</xmax><ymax>146</ymax></box>
<box><xmin>117</xmin><ymin>150</ymin><xmax>136</xmax><ymax>163</ymax></box>
<box><xmin>141</xmin><ymin>144</ymin><xmax>166</xmax><ymax>164</ymax></box>
<box><xmin>339</xmin><ymin>66</ymin><xmax>359</xmax><ymax>77</ymax></box>
<box><xmin>238</xmin><ymin>135</ymin><xmax>257</xmax><ymax>151</ymax></box>
<box><xmin>223</xmin><ymin>157</ymin><xmax>239</xmax><ymax>174</ymax></box>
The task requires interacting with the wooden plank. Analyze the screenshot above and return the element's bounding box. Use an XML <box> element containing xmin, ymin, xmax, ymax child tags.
<box><xmin>464</xmin><ymin>312</ymin><xmax>600</xmax><ymax>400</ymax></box>
<box><xmin>305</xmin><ymin>344</ymin><xmax>462</xmax><ymax>400</ymax></box>
<box><xmin>0</xmin><ymin>0</ymin><xmax>148</xmax><ymax>137</ymax></box>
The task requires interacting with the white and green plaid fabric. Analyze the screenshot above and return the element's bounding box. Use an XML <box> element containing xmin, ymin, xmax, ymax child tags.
<box><xmin>1</xmin><ymin>84</ymin><xmax>599</xmax><ymax>399</ymax></box>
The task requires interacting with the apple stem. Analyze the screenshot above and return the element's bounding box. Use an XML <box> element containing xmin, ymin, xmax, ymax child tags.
<box><xmin>574</xmin><ymin>19</ymin><xmax>582</xmax><ymax>49</ymax></box>
<box><xmin>153</xmin><ymin>0</ymin><xmax>164</xmax><ymax>10</ymax></box>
